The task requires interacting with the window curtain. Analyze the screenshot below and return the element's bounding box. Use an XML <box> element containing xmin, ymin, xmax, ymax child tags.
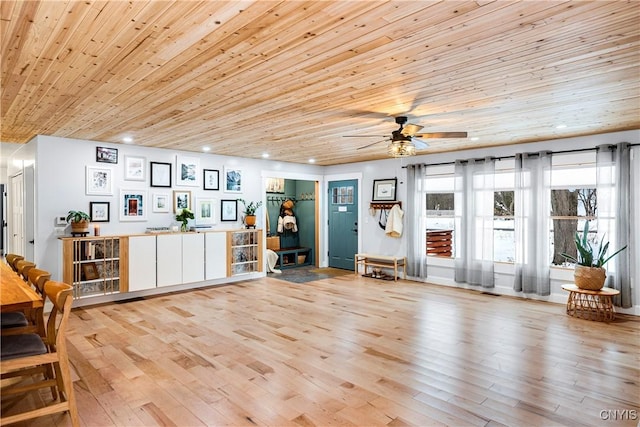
<box><xmin>406</xmin><ymin>164</ymin><xmax>427</xmax><ymax>278</ymax></box>
<box><xmin>454</xmin><ymin>158</ymin><xmax>495</xmax><ymax>288</ymax></box>
<box><xmin>513</xmin><ymin>151</ymin><xmax>551</xmax><ymax>295</ymax></box>
<box><xmin>596</xmin><ymin>143</ymin><xmax>631</xmax><ymax>308</ymax></box>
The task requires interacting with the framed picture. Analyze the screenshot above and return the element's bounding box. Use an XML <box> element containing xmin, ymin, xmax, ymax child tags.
<box><xmin>221</xmin><ymin>199</ymin><xmax>238</xmax><ymax>221</ymax></box>
<box><xmin>152</xmin><ymin>193</ymin><xmax>171</xmax><ymax>213</ymax></box>
<box><xmin>372</xmin><ymin>178</ymin><xmax>397</xmax><ymax>201</ymax></box>
<box><xmin>150</xmin><ymin>162</ymin><xmax>172</xmax><ymax>188</ymax></box>
<box><xmin>195</xmin><ymin>198</ymin><xmax>216</xmax><ymax>225</ymax></box>
<box><xmin>224</xmin><ymin>167</ymin><xmax>242</xmax><ymax>193</ymax></box>
<box><xmin>82</xmin><ymin>262</ymin><xmax>100</xmax><ymax>281</ymax></box>
<box><xmin>89</xmin><ymin>201</ymin><xmax>110</xmax><ymax>222</ymax></box>
<box><xmin>176</xmin><ymin>155</ymin><xmax>199</xmax><ymax>187</ymax></box>
<box><xmin>120</xmin><ymin>189</ymin><xmax>147</xmax><ymax>221</ymax></box>
<box><xmin>203</xmin><ymin>169</ymin><xmax>219</xmax><ymax>190</ymax></box>
<box><xmin>266</xmin><ymin>177</ymin><xmax>285</xmax><ymax>193</ymax></box>
<box><xmin>124</xmin><ymin>155</ymin><xmax>146</xmax><ymax>181</ymax></box>
<box><xmin>96</xmin><ymin>146</ymin><xmax>118</xmax><ymax>164</ymax></box>
<box><xmin>173</xmin><ymin>190</ymin><xmax>191</xmax><ymax>213</ymax></box>
<box><xmin>86</xmin><ymin>166</ymin><xmax>113</xmax><ymax>195</ymax></box>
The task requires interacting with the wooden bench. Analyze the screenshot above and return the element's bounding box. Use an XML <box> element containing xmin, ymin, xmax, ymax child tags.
<box><xmin>274</xmin><ymin>247</ymin><xmax>312</xmax><ymax>269</ymax></box>
<box><xmin>355</xmin><ymin>253</ymin><xmax>407</xmax><ymax>281</ymax></box>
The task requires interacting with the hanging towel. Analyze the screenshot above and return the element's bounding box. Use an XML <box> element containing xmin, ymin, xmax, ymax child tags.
<box><xmin>385</xmin><ymin>204</ymin><xmax>404</xmax><ymax>238</ymax></box>
<box><xmin>266</xmin><ymin>249</ymin><xmax>282</xmax><ymax>274</ymax></box>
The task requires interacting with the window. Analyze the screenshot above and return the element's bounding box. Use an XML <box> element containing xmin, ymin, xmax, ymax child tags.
<box><xmin>425</xmin><ymin>167</ymin><xmax>455</xmax><ymax>257</ymax></box>
<box><xmin>549</xmin><ymin>152</ymin><xmax>599</xmax><ymax>266</ymax></box>
<box><xmin>493</xmin><ymin>162</ymin><xmax>515</xmax><ymax>262</ymax></box>
<box><xmin>331</xmin><ymin>186</ymin><xmax>354</xmax><ymax>204</ymax></box>
<box><xmin>419</xmin><ymin>152</ymin><xmax>610</xmax><ymax>266</ymax></box>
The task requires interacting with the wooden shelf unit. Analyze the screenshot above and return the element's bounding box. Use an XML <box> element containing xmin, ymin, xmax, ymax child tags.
<box><xmin>61</xmin><ymin>236</ymin><xmax>129</xmax><ymax>299</ymax></box>
<box><xmin>227</xmin><ymin>229</ymin><xmax>263</xmax><ymax>276</ymax></box>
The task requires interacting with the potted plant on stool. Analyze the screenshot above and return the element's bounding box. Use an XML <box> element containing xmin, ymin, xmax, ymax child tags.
<box><xmin>238</xmin><ymin>199</ymin><xmax>263</xmax><ymax>228</ymax></box>
<box><xmin>66</xmin><ymin>210</ymin><xmax>90</xmax><ymax>235</ymax></box>
<box><xmin>561</xmin><ymin>221</ymin><xmax>627</xmax><ymax>290</ymax></box>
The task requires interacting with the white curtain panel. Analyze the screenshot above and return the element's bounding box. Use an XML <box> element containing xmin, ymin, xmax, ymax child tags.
<box><xmin>454</xmin><ymin>158</ymin><xmax>495</xmax><ymax>288</ymax></box>
<box><xmin>406</xmin><ymin>164</ymin><xmax>427</xmax><ymax>278</ymax></box>
<box><xmin>513</xmin><ymin>151</ymin><xmax>551</xmax><ymax>295</ymax></box>
<box><xmin>596</xmin><ymin>143</ymin><xmax>632</xmax><ymax>308</ymax></box>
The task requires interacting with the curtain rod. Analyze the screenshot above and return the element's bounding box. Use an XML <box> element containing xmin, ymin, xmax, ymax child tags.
<box><xmin>403</xmin><ymin>143</ymin><xmax>639</xmax><ymax>168</ymax></box>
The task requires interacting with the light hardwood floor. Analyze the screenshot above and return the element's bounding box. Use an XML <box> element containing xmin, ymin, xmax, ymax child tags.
<box><xmin>4</xmin><ymin>273</ymin><xmax>639</xmax><ymax>426</ymax></box>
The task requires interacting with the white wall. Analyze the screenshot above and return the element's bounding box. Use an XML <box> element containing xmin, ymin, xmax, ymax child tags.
<box><xmin>325</xmin><ymin>129</ymin><xmax>640</xmax><ymax>315</ymax></box>
<box><xmin>6</xmin><ymin>130</ymin><xmax>639</xmax><ymax>315</ymax></box>
<box><xmin>25</xmin><ymin>135</ymin><xmax>323</xmax><ymax>281</ymax></box>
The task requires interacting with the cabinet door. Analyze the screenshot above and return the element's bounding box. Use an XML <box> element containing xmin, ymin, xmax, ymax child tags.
<box><xmin>128</xmin><ymin>235</ymin><xmax>157</xmax><ymax>291</ymax></box>
<box><xmin>182</xmin><ymin>233</ymin><xmax>205</xmax><ymax>283</ymax></box>
<box><xmin>157</xmin><ymin>234</ymin><xmax>182</xmax><ymax>287</ymax></box>
<box><xmin>205</xmin><ymin>232</ymin><xmax>227</xmax><ymax>280</ymax></box>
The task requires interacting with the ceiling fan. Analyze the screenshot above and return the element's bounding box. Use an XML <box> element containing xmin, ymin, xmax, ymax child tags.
<box><xmin>344</xmin><ymin>116</ymin><xmax>468</xmax><ymax>156</ymax></box>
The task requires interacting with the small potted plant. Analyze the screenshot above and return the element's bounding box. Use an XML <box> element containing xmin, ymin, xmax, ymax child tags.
<box><xmin>561</xmin><ymin>220</ymin><xmax>627</xmax><ymax>290</ymax></box>
<box><xmin>238</xmin><ymin>199</ymin><xmax>263</xmax><ymax>227</ymax></box>
<box><xmin>175</xmin><ymin>208</ymin><xmax>195</xmax><ymax>232</ymax></box>
<box><xmin>66</xmin><ymin>210</ymin><xmax>91</xmax><ymax>234</ymax></box>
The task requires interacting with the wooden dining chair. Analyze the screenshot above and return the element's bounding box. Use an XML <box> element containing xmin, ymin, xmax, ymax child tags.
<box><xmin>14</xmin><ymin>259</ymin><xmax>36</xmax><ymax>282</ymax></box>
<box><xmin>1</xmin><ymin>269</ymin><xmax>51</xmax><ymax>336</ymax></box>
<box><xmin>0</xmin><ymin>265</ymin><xmax>45</xmax><ymax>333</ymax></box>
<box><xmin>5</xmin><ymin>254</ymin><xmax>24</xmax><ymax>272</ymax></box>
<box><xmin>0</xmin><ymin>281</ymin><xmax>80</xmax><ymax>427</ymax></box>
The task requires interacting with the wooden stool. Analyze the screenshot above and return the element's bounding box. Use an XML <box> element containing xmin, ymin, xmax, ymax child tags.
<box><xmin>562</xmin><ymin>284</ymin><xmax>620</xmax><ymax>322</ymax></box>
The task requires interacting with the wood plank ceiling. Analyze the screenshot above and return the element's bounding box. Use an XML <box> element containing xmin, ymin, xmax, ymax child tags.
<box><xmin>1</xmin><ymin>1</ymin><xmax>639</xmax><ymax>165</ymax></box>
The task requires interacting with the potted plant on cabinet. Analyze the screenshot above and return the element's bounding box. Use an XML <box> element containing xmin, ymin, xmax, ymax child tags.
<box><xmin>561</xmin><ymin>220</ymin><xmax>627</xmax><ymax>290</ymax></box>
<box><xmin>175</xmin><ymin>208</ymin><xmax>195</xmax><ymax>232</ymax></box>
<box><xmin>238</xmin><ymin>199</ymin><xmax>263</xmax><ymax>228</ymax></box>
<box><xmin>66</xmin><ymin>210</ymin><xmax>90</xmax><ymax>234</ymax></box>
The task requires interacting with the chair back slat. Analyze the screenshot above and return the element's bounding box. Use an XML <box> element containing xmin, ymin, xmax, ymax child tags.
<box><xmin>6</xmin><ymin>254</ymin><xmax>24</xmax><ymax>272</ymax></box>
<box><xmin>44</xmin><ymin>281</ymin><xmax>73</xmax><ymax>349</ymax></box>
<box><xmin>27</xmin><ymin>268</ymin><xmax>51</xmax><ymax>296</ymax></box>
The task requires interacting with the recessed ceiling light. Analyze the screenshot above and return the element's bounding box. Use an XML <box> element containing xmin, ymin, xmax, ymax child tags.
<box><xmin>122</xmin><ymin>136</ymin><xmax>133</xmax><ymax>143</ymax></box>
<box><xmin>470</xmin><ymin>137</ymin><xmax>480</xmax><ymax>141</ymax></box>
<box><xmin>308</xmin><ymin>158</ymin><xmax>315</xmax><ymax>163</ymax></box>
<box><xmin>556</xmin><ymin>124</ymin><xmax>567</xmax><ymax>129</ymax></box>
<box><xmin>262</xmin><ymin>153</ymin><xmax>269</xmax><ymax>158</ymax></box>
<box><xmin>202</xmin><ymin>146</ymin><xmax>211</xmax><ymax>152</ymax></box>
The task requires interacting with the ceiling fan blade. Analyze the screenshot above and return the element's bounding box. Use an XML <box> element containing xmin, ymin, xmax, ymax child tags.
<box><xmin>413</xmin><ymin>138</ymin><xmax>429</xmax><ymax>149</ymax></box>
<box><xmin>357</xmin><ymin>139</ymin><xmax>388</xmax><ymax>150</ymax></box>
<box><xmin>343</xmin><ymin>135</ymin><xmax>388</xmax><ymax>138</ymax></box>
<box><xmin>414</xmin><ymin>132</ymin><xmax>468</xmax><ymax>138</ymax></box>
<box><xmin>401</xmin><ymin>123</ymin><xmax>423</xmax><ymax>136</ymax></box>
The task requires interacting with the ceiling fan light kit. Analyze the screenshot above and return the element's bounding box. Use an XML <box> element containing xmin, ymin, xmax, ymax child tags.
<box><xmin>388</xmin><ymin>141</ymin><xmax>416</xmax><ymax>157</ymax></box>
<box><xmin>349</xmin><ymin>116</ymin><xmax>467</xmax><ymax>157</ymax></box>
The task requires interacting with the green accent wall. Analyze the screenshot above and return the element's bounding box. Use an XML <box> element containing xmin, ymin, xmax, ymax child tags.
<box><xmin>266</xmin><ymin>179</ymin><xmax>316</xmax><ymax>264</ymax></box>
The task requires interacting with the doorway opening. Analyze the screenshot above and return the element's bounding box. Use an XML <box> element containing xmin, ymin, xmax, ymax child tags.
<box><xmin>265</xmin><ymin>178</ymin><xmax>318</xmax><ymax>269</ymax></box>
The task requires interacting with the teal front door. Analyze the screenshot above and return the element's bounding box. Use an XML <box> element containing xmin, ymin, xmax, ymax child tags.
<box><xmin>328</xmin><ymin>179</ymin><xmax>358</xmax><ymax>270</ymax></box>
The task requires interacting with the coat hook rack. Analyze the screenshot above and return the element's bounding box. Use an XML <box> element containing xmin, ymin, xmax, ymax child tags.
<box><xmin>370</xmin><ymin>201</ymin><xmax>402</xmax><ymax>210</ymax></box>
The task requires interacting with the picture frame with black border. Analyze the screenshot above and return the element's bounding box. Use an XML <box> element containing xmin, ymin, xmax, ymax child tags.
<box><xmin>96</xmin><ymin>146</ymin><xmax>118</xmax><ymax>164</ymax></box>
<box><xmin>89</xmin><ymin>201</ymin><xmax>110</xmax><ymax>222</ymax></box>
<box><xmin>221</xmin><ymin>199</ymin><xmax>238</xmax><ymax>221</ymax></box>
<box><xmin>372</xmin><ymin>178</ymin><xmax>397</xmax><ymax>201</ymax></box>
<box><xmin>150</xmin><ymin>161</ymin><xmax>172</xmax><ymax>187</ymax></box>
<box><xmin>203</xmin><ymin>169</ymin><xmax>219</xmax><ymax>190</ymax></box>
<box><xmin>173</xmin><ymin>190</ymin><xmax>191</xmax><ymax>213</ymax></box>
